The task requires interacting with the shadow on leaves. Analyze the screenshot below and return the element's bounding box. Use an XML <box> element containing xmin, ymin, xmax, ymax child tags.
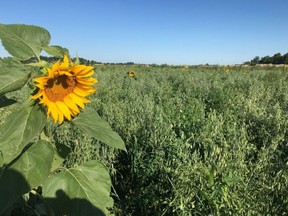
<box><xmin>0</xmin><ymin>168</ymin><xmax>105</xmax><ymax>216</ymax></box>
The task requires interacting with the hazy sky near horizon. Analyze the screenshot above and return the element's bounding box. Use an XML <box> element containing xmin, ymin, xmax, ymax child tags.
<box><xmin>0</xmin><ymin>0</ymin><xmax>287</xmax><ymax>65</ymax></box>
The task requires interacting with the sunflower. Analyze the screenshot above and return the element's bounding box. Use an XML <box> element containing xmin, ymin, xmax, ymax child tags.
<box><xmin>31</xmin><ymin>55</ymin><xmax>97</xmax><ymax>124</ymax></box>
<box><xmin>128</xmin><ymin>71</ymin><xmax>135</xmax><ymax>77</ymax></box>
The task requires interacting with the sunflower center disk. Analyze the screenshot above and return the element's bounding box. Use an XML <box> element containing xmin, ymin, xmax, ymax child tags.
<box><xmin>44</xmin><ymin>75</ymin><xmax>76</xmax><ymax>102</ymax></box>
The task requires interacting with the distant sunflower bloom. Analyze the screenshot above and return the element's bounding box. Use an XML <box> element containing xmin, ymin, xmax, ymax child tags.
<box><xmin>224</xmin><ymin>68</ymin><xmax>230</xmax><ymax>73</ymax></box>
<box><xmin>128</xmin><ymin>71</ymin><xmax>135</xmax><ymax>77</ymax></box>
<box><xmin>31</xmin><ymin>55</ymin><xmax>97</xmax><ymax>124</ymax></box>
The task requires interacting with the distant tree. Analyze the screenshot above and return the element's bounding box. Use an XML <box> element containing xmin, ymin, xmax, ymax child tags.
<box><xmin>251</xmin><ymin>56</ymin><xmax>260</xmax><ymax>65</ymax></box>
<box><xmin>282</xmin><ymin>53</ymin><xmax>288</xmax><ymax>64</ymax></box>
<box><xmin>246</xmin><ymin>52</ymin><xmax>288</xmax><ymax>65</ymax></box>
<box><xmin>78</xmin><ymin>57</ymin><xmax>87</xmax><ymax>64</ymax></box>
<box><xmin>271</xmin><ymin>53</ymin><xmax>282</xmax><ymax>64</ymax></box>
<box><xmin>259</xmin><ymin>56</ymin><xmax>271</xmax><ymax>64</ymax></box>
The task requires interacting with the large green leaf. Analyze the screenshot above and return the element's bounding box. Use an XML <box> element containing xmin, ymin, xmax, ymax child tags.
<box><xmin>0</xmin><ymin>24</ymin><xmax>50</xmax><ymax>60</ymax></box>
<box><xmin>0</xmin><ymin>57</ymin><xmax>30</xmax><ymax>95</ymax></box>
<box><xmin>0</xmin><ymin>103</ymin><xmax>46</xmax><ymax>166</ymax></box>
<box><xmin>72</xmin><ymin>108</ymin><xmax>126</xmax><ymax>151</ymax></box>
<box><xmin>0</xmin><ymin>140</ymin><xmax>54</xmax><ymax>215</ymax></box>
<box><xmin>43</xmin><ymin>160</ymin><xmax>113</xmax><ymax>216</ymax></box>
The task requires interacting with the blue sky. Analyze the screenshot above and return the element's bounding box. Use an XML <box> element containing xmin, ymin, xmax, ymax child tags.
<box><xmin>0</xmin><ymin>0</ymin><xmax>287</xmax><ymax>65</ymax></box>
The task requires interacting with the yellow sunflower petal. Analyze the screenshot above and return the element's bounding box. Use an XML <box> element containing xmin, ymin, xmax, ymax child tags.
<box><xmin>70</xmin><ymin>93</ymin><xmax>87</xmax><ymax>108</ymax></box>
<box><xmin>76</xmin><ymin>85</ymin><xmax>96</xmax><ymax>93</ymax></box>
<box><xmin>78</xmin><ymin>87</ymin><xmax>94</xmax><ymax>92</ymax></box>
<box><xmin>90</xmin><ymin>89</ymin><xmax>97</xmax><ymax>94</ymax></box>
<box><xmin>73</xmin><ymin>87</ymin><xmax>91</xmax><ymax>97</ymax></box>
<box><xmin>59</xmin><ymin>71</ymin><xmax>73</xmax><ymax>76</ymax></box>
<box><xmin>77</xmin><ymin>69</ymin><xmax>94</xmax><ymax>77</ymax></box>
<box><xmin>72</xmin><ymin>65</ymin><xmax>87</xmax><ymax>73</ymax></box>
<box><xmin>76</xmin><ymin>66</ymin><xmax>94</xmax><ymax>75</ymax></box>
<box><xmin>58</xmin><ymin>111</ymin><xmax>64</xmax><ymax>124</ymax></box>
<box><xmin>47</xmin><ymin>102</ymin><xmax>60</xmax><ymax>123</ymax></box>
<box><xmin>31</xmin><ymin>91</ymin><xmax>43</xmax><ymax>99</ymax></box>
<box><xmin>69</xmin><ymin>108</ymin><xmax>79</xmax><ymax>116</ymax></box>
<box><xmin>55</xmin><ymin>101</ymin><xmax>72</xmax><ymax>121</ymax></box>
<box><xmin>39</xmin><ymin>94</ymin><xmax>49</xmax><ymax>104</ymax></box>
<box><xmin>76</xmin><ymin>77</ymin><xmax>97</xmax><ymax>85</ymax></box>
<box><xmin>59</xmin><ymin>55</ymin><xmax>69</xmax><ymax>70</ymax></box>
<box><xmin>34</xmin><ymin>77</ymin><xmax>47</xmax><ymax>83</ymax></box>
<box><xmin>47</xmin><ymin>68</ymin><xmax>54</xmax><ymax>77</ymax></box>
<box><xmin>76</xmin><ymin>83</ymin><xmax>94</xmax><ymax>90</ymax></box>
<box><xmin>64</xmin><ymin>96</ymin><xmax>80</xmax><ymax>113</ymax></box>
<box><xmin>52</xmin><ymin>61</ymin><xmax>60</xmax><ymax>72</ymax></box>
<box><xmin>81</xmin><ymin>97</ymin><xmax>91</xmax><ymax>103</ymax></box>
<box><xmin>36</xmin><ymin>83</ymin><xmax>46</xmax><ymax>89</ymax></box>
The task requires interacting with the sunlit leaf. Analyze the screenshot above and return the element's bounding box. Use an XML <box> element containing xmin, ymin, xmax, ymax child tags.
<box><xmin>26</xmin><ymin>60</ymin><xmax>48</xmax><ymax>67</ymax></box>
<box><xmin>43</xmin><ymin>160</ymin><xmax>113</xmax><ymax>216</ymax></box>
<box><xmin>0</xmin><ymin>57</ymin><xmax>29</xmax><ymax>95</ymax></box>
<box><xmin>0</xmin><ymin>103</ymin><xmax>46</xmax><ymax>166</ymax></box>
<box><xmin>74</xmin><ymin>53</ymin><xmax>80</xmax><ymax>64</ymax></box>
<box><xmin>0</xmin><ymin>24</ymin><xmax>50</xmax><ymax>60</ymax></box>
<box><xmin>72</xmin><ymin>108</ymin><xmax>126</xmax><ymax>151</ymax></box>
<box><xmin>42</xmin><ymin>45</ymin><xmax>69</xmax><ymax>57</ymax></box>
<box><xmin>0</xmin><ymin>140</ymin><xmax>54</xmax><ymax>215</ymax></box>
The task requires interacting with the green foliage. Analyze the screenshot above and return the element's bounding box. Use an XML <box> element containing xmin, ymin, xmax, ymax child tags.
<box><xmin>72</xmin><ymin>108</ymin><xmax>126</xmax><ymax>151</ymax></box>
<box><xmin>0</xmin><ymin>103</ymin><xmax>46</xmax><ymax>165</ymax></box>
<box><xmin>0</xmin><ymin>140</ymin><xmax>54</xmax><ymax>215</ymax></box>
<box><xmin>43</xmin><ymin>160</ymin><xmax>113</xmax><ymax>216</ymax></box>
<box><xmin>78</xmin><ymin>65</ymin><xmax>287</xmax><ymax>215</ymax></box>
<box><xmin>0</xmin><ymin>24</ymin><xmax>50</xmax><ymax>60</ymax></box>
<box><xmin>0</xmin><ymin>58</ymin><xmax>30</xmax><ymax>95</ymax></box>
<box><xmin>42</xmin><ymin>45</ymin><xmax>69</xmax><ymax>58</ymax></box>
<box><xmin>0</xmin><ymin>23</ymin><xmax>125</xmax><ymax>215</ymax></box>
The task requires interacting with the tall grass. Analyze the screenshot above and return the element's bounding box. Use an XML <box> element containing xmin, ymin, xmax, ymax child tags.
<box><xmin>90</xmin><ymin>65</ymin><xmax>288</xmax><ymax>215</ymax></box>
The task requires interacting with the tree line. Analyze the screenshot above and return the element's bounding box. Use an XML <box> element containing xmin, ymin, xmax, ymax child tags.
<box><xmin>245</xmin><ymin>52</ymin><xmax>288</xmax><ymax>65</ymax></box>
<box><xmin>2</xmin><ymin>53</ymin><xmax>288</xmax><ymax>66</ymax></box>
<box><xmin>40</xmin><ymin>56</ymin><xmax>103</xmax><ymax>65</ymax></box>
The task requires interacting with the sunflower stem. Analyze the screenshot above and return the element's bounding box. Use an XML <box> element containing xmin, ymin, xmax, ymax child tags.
<box><xmin>40</xmin><ymin>128</ymin><xmax>50</xmax><ymax>142</ymax></box>
<box><xmin>35</xmin><ymin>53</ymin><xmax>41</xmax><ymax>62</ymax></box>
<box><xmin>23</xmin><ymin>100</ymin><xmax>31</xmax><ymax>108</ymax></box>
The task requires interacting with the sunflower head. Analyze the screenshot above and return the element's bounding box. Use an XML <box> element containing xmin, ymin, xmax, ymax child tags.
<box><xmin>128</xmin><ymin>71</ymin><xmax>135</xmax><ymax>77</ymax></box>
<box><xmin>31</xmin><ymin>55</ymin><xmax>97</xmax><ymax>124</ymax></box>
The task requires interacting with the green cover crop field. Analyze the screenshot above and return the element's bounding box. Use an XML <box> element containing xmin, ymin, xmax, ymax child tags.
<box><xmin>1</xmin><ymin>64</ymin><xmax>288</xmax><ymax>215</ymax></box>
